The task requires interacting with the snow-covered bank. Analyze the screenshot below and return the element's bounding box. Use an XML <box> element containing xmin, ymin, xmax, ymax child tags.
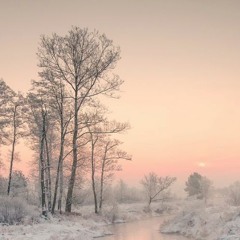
<box><xmin>0</xmin><ymin>202</ymin><xmax>171</xmax><ymax>240</ymax></box>
<box><xmin>160</xmin><ymin>199</ymin><xmax>240</xmax><ymax>240</ymax></box>
<box><xmin>0</xmin><ymin>214</ymin><xmax>110</xmax><ymax>240</ymax></box>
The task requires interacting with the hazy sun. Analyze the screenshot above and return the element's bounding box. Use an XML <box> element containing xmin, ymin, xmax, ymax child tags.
<box><xmin>198</xmin><ymin>162</ymin><xmax>206</xmax><ymax>168</ymax></box>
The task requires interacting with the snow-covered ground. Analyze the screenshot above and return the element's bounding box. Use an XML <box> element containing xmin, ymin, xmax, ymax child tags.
<box><xmin>0</xmin><ymin>214</ymin><xmax>107</xmax><ymax>240</ymax></box>
<box><xmin>0</xmin><ymin>202</ymin><xmax>170</xmax><ymax>240</ymax></box>
<box><xmin>160</xmin><ymin>198</ymin><xmax>240</xmax><ymax>240</ymax></box>
<box><xmin>1</xmin><ymin>199</ymin><xmax>240</xmax><ymax>240</ymax></box>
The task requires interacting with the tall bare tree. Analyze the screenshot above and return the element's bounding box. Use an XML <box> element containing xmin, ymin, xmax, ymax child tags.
<box><xmin>27</xmin><ymin>90</ymin><xmax>55</xmax><ymax>216</ymax></box>
<box><xmin>37</xmin><ymin>27</ymin><xmax>123</xmax><ymax>212</ymax></box>
<box><xmin>32</xmin><ymin>76</ymin><xmax>73</xmax><ymax>214</ymax></box>
<box><xmin>7</xmin><ymin>94</ymin><xmax>28</xmax><ymax>196</ymax></box>
<box><xmin>87</xmin><ymin>118</ymin><xmax>130</xmax><ymax>213</ymax></box>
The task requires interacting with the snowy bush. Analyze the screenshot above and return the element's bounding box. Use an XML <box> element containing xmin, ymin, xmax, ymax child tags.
<box><xmin>103</xmin><ymin>200</ymin><xmax>119</xmax><ymax>223</ymax></box>
<box><xmin>226</xmin><ymin>182</ymin><xmax>240</xmax><ymax>206</ymax></box>
<box><xmin>0</xmin><ymin>196</ymin><xmax>38</xmax><ymax>225</ymax></box>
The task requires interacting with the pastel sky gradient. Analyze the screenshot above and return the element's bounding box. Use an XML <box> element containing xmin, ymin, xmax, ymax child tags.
<box><xmin>1</xmin><ymin>0</ymin><xmax>240</xmax><ymax>190</ymax></box>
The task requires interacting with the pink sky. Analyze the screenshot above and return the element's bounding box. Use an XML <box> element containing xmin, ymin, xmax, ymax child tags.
<box><xmin>1</xmin><ymin>0</ymin><xmax>240</xmax><ymax>191</ymax></box>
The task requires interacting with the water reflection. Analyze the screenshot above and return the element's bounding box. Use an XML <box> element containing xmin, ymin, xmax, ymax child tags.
<box><xmin>101</xmin><ymin>217</ymin><xmax>189</xmax><ymax>240</ymax></box>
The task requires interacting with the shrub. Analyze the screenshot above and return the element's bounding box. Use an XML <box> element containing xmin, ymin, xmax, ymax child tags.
<box><xmin>0</xmin><ymin>196</ymin><xmax>38</xmax><ymax>225</ymax></box>
<box><xmin>226</xmin><ymin>181</ymin><xmax>240</xmax><ymax>206</ymax></box>
<box><xmin>103</xmin><ymin>200</ymin><xmax>119</xmax><ymax>223</ymax></box>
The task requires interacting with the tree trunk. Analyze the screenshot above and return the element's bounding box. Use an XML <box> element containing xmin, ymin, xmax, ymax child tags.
<box><xmin>52</xmin><ymin>127</ymin><xmax>64</xmax><ymax>214</ymax></box>
<box><xmin>99</xmin><ymin>172</ymin><xmax>104</xmax><ymax>210</ymax></box>
<box><xmin>92</xmin><ymin>160</ymin><xmax>98</xmax><ymax>214</ymax></box>
<box><xmin>90</xmin><ymin>134</ymin><xmax>98</xmax><ymax>214</ymax></box>
<box><xmin>99</xmin><ymin>153</ymin><xmax>106</xmax><ymax>210</ymax></box>
<box><xmin>40</xmin><ymin>110</ymin><xmax>47</xmax><ymax>216</ymax></box>
<box><xmin>58</xmin><ymin>160</ymin><xmax>63</xmax><ymax>213</ymax></box>
<box><xmin>44</xmin><ymin>135</ymin><xmax>52</xmax><ymax>212</ymax></box>
<box><xmin>7</xmin><ymin>105</ymin><xmax>17</xmax><ymax>196</ymax></box>
<box><xmin>65</xmin><ymin>90</ymin><xmax>78</xmax><ymax>212</ymax></box>
<box><xmin>148</xmin><ymin>197</ymin><xmax>152</xmax><ymax>207</ymax></box>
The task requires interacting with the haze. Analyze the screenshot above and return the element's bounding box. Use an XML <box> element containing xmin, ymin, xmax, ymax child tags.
<box><xmin>1</xmin><ymin>0</ymin><xmax>240</xmax><ymax>190</ymax></box>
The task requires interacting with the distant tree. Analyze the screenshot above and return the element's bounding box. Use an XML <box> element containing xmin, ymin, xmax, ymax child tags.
<box><xmin>10</xmin><ymin>170</ymin><xmax>28</xmax><ymax>197</ymax></box>
<box><xmin>185</xmin><ymin>172</ymin><xmax>212</xmax><ymax>201</ymax></box>
<box><xmin>115</xmin><ymin>179</ymin><xmax>128</xmax><ymax>203</ymax></box>
<box><xmin>0</xmin><ymin>176</ymin><xmax>7</xmax><ymax>195</ymax></box>
<box><xmin>199</xmin><ymin>176</ymin><xmax>212</xmax><ymax>203</ymax></box>
<box><xmin>114</xmin><ymin>180</ymin><xmax>142</xmax><ymax>203</ymax></box>
<box><xmin>185</xmin><ymin>172</ymin><xmax>202</xmax><ymax>196</ymax></box>
<box><xmin>141</xmin><ymin>172</ymin><xmax>176</xmax><ymax>207</ymax></box>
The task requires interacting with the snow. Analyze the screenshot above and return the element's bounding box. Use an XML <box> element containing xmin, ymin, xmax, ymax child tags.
<box><xmin>1</xmin><ymin>199</ymin><xmax>240</xmax><ymax>240</ymax></box>
<box><xmin>160</xmin><ymin>198</ymin><xmax>240</xmax><ymax>240</ymax></box>
<box><xmin>0</xmin><ymin>202</ymin><xmax>166</xmax><ymax>240</ymax></box>
<box><xmin>0</xmin><ymin>215</ymin><xmax>106</xmax><ymax>240</ymax></box>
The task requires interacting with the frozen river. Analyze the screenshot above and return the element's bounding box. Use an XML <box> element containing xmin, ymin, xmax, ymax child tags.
<box><xmin>101</xmin><ymin>217</ymin><xmax>190</xmax><ymax>240</ymax></box>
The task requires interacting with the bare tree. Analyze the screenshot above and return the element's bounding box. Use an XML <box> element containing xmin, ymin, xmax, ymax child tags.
<box><xmin>141</xmin><ymin>172</ymin><xmax>176</xmax><ymax>207</ymax></box>
<box><xmin>98</xmin><ymin>138</ymin><xmax>131</xmax><ymax>211</ymax></box>
<box><xmin>0</xmin><ymin>79</ymin><xmax>15</xmax><ymax>145</ymax></box>
<box><xmin>7</xmin><ymin>94</ymin><xmax>28</xmax><ymax>196</ymax></box>
<box><xmin>37</xmin><ymin>27</ymin><xmax>123</xmax><ymax>212</ymax></box>
<box><xmin>87</xmin><ymin>117</ymin><xmax>130</xmax><ymax>213</ymax></box>
<box><xmin>30</xmin><ymin>77</ymin><xmax>73</xmax><ymax>214</ymax></box>
<box><xmin>88</xmin><ymin>128</ymin><xmax>99</xmax><ymax>214</ymax></box>
<box><xmin>27</xmin><ymin>91</ymin><xmax>54</xmax><ymax>216</ymax></box>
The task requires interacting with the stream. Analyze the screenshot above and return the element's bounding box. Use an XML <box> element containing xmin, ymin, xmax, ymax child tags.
<box><xmin>100</xmin><ymin>217</ymin><xmax>190</xmax><ymax>240</ymax></box>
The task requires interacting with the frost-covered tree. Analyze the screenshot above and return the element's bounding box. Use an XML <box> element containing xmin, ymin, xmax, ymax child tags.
<box><xmin>185</xmin><ymin>172</ymin><xmax>212</xmax><ymax>201</ymax></box>
<box><xmin>10</xmin><ymin>170</ymin><xmax>28</xmax><ymax>198</ymax></box>
<box><xmin>199</xmin><ymin>176</ymin><xmax>212</xmax><ymax>203</ymax></box>
<box><xmin>0</xmin><ymin>171</ymin><xmax>28</xmax><ymax>198</ymax></box>
<box><xmin>37</xmin><ymin>27</ymin><xmax>123</xmax><ymax>212</ymax></box>
<box><xmin>27</xmin><ymin>90</ymin><xmax>54</xmax><ymax>216</ymax></box>
<box><xmin>141</xmin><ymin>172</ymin><xmax>176</xmax><ymax>206</ymax></box>
<box><xmin>87</xmin><ymin>116</ymin><xmax>130</xmax><ymax>213</ymax></box>
<box><xmin>0</xmin><ymin>79</ymin><xmax>15</xmax><ymax>145</ymax></box>
<box><xmin>31</xmin><ymin>77</ymin><xmax>73</xmax><ymax>214</ymax></box>
<box><xmin>114</xmin><ymin>179</ymin><xmax>142</xmax><ymax>203</ymax></box>
<box><xmin>0</xmin><ymin>80</ymin><xmax>27</xmax><ymax>196</ymax></box>
<box><xmin>98</xmin><ymin>138</ymin><xmax>131</xmax><ymax>211</ymax></box>
<box><xmin>185</xmin><ymin>172</ymin><xmax>202</xmax><ymax>196</ymax></box>
<box><xmin>7</xmin><ymin>94</ymin><xmax>28</xmax><ymax>196</ymax></box>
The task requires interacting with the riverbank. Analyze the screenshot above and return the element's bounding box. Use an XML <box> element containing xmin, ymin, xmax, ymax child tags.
<box><xmin>160</xmin><ymin>199</ymin><xmax>240</xmax><ymax>240</ymax></box>
<box><xmin>4</xmin><ymin>199</ymin><xmax>239</xmax><ymax>240</ymax></box>
<box><xmin>0</xmin><ymin>202</ymin><xmax>173</xmax><ymax>240</ymax></box>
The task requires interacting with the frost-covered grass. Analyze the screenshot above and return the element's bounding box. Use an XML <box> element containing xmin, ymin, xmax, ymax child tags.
<box><xmin>0</xmin><ymin>201</ymin><xmax>172</xmax><ymax>240</ymax></box>
<box><xmin>160</xmin><ymin>198</ymin><xmax>240</xmax><ymax>240</ymax></box>
<box><xmin>4</xmin><ymin>197</ymin><xmax>240</xmax><ymax>240</ymax></box>
<box><xmin>0</xmin><ymin>212</ymin><xmax>110</xmax><ymax>240</ymax></box>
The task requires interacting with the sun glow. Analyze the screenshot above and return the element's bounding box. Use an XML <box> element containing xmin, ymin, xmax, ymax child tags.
<box><xmin>198</xmin><ymin>162</ymin><xmax>206</xmax><ymax>168</ymax></box>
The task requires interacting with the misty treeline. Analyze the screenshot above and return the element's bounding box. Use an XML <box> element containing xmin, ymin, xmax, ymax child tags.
<box><xmin>0</xmin><ymin>27</ymin><xmax>132</xmax><ymax>215</ymax></box>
